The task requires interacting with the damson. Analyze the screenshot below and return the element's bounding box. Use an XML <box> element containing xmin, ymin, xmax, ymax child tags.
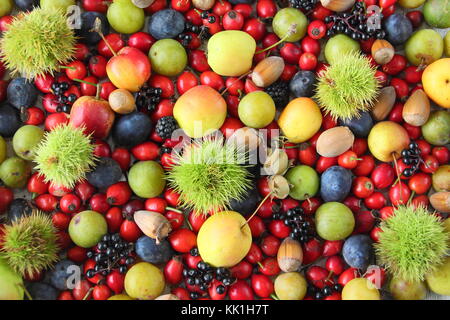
<box><xmin>0</xmin><ymin>103</ymin><xmax>21</xmax><ymax>138</ymax></box>
<box><xmin>148</xmin><ymin>9</ymin><xmax>185</xmax><ymax>40</ymax></box>
<box><xmin>86</xmin><ymin>157</ymin><xmax>122</xmax><ymax>189</ymax></box>
<box><xmin>135</xmin><ymin>236</ymin><xmax>173</xmax><ymax>264</ymax></box>
<box><xmin>112</xmin><ymin>112</ymin><xmax>152</xmax><ymax>148</ymax></box>
<box><xmin>76</xmin><ymin>12</ymin><xmax>110</xmax><ymax>45</ymax></box>
<box><xmin>7</xmin><ymin>77</ymin><xmax>38</xmax><ymax>109</ymax></box>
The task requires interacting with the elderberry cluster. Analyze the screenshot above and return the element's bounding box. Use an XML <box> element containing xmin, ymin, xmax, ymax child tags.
<box><xmin>85</xmin><ymin>233</ymin><xmax>135</xmax><ymax>278</ymax></box>
<box><xmin>324</xmin><ymin>2</ymin><xmax>386</xmax><ymax>40</ymax></box>
<box><xmin>308</xmin><ymin>283</ymin><xmax>343</xmax><ymax>300</ymax></box>
<box><xmin>401</xmin><ymin>141</ymin><xmax>422</xmax><ymax>177</ymax></box>
<box><xmin>184</xmin><ymin>248</ymin><xmax>236</xmax><ymax>299</ymax></box>
<box><xmin>51</xmin><ymin>81</ymin><xmax>77</xmax><ymax>113</ymax></box>
<box><xmin>135</xmin><ymin>85</ymin><xmax>162</xmax><ymax>112</ymax></box>
<box><xmin>273</xmin><ymin>206</ymin><xmax>315</xmax><ymax>243</ymax></box>
<box><xmin>288</xmin><ymin>0</ymin><xmax>318</xmax><ymax>12</ymax></box>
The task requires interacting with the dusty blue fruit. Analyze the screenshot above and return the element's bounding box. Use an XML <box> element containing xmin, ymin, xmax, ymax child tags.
<box><xmin>339</xmin><ymin>112</ymin><xmax>374</xmax><ymax>138</ymax></box>
<box><xmin>320</xmin><ymin>166</ymin><xmax>352</xmax><ymax>202</ymax></box>
<box><xmin>7</xmin><ymin>77</ymin><xmax>38</xmax><ymax>109</ymax></box>
<box><xmin>342</xmin><ymin>234</ymin><xmax>373</xmax><ymax>270</ymax></box>
<box><xmin>0</xmin><ymin>103</ymin><xmax>21</xmax><ymax>138</ymax></box>
<box><xmin>26</xmin><ymin>282</ymin><xmax>58</xmax><ymax>300</ymax></box>
<box><xmin>148</xmin><ymin>9</ymin><xmax>185</xmax><ymax>40</ymax></box>
<box><xmin>230</xmin><ymin>186</ymin><xmax>261</xmax><ymax>215</ymax></box>
<box><xmin>289</xmin><ymin>71</ymin><xmax>317</xmax><ymax>98</ymax></box>
<box><xmin>86</xmin><ymin>157</ymin><xmax>122</xmax><ymax>189</ymax></box>
<box><xmin>76</xmin><ymin>12</ymin><xmax>110</xmax><ymax>45</ymax></box>
<box><xmin>113</xmin><ymin>112</ymin><xmax>152</xmax><ymax>147</ymax></box>
<box><xmin>135</xmin><ymin>236</ymin><xmax>173</xmax><ymax>264</ymax></box>
<box><xmin>384</xmin><ymin>13</ymin><xmax>413</xmax><ymax>45</ymax></box>
<box><xmin>7</xmin><ymin>198</ymin><xmax>33</xmax><ymax>222</ymax></box>
<box><xmin>48</xmin><ymin>259</ymin><xmax>78</xmax><ymax>290</ymax></box>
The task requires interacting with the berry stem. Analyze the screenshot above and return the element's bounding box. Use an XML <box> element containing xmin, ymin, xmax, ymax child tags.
<box><xmin>255</xmin><ymin>23</ymin><xmax>298</xmax><ymax>54</ymax></box>
<box><xmin>92</xmin><ymin>17</ymin><xmax>117</xmax><ymax>57</ymax></box>
<box><xmin>241</xmin><ymin>192</ymin><xmax>272</xmax><ymax>229</ymax></box>
<box><xmin>166</xmin><ymin>206</ymin><xmax>183</xmax><ymax>214</ymax></box>
<box><xmin>72</xmin><ymin>78</ymin><xmax>98</xmax><ymax>87</ymax></box>
<box><xmin>220</xmin><ymin>71</ymin><xmax>251</xmax><ymax>96</ymax></box>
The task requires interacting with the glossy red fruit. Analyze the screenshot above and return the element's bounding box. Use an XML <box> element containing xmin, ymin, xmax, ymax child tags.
<box><xmin>343</xmin><ymin>196</ymin><xmax>362</xmax><ymax>214</ymax></box>
<box><xmin>98</xmin><ymin>33</ymin><xmax>125</xmax><ymax>58</ymax></box>
<box><xmin>93</xmin><ymin>284</ymin><xmax>111</xmax><ymax>300</ymax></box>
<box><xmin>34</xmin><ymin>73</ymin><xmax>54</xmax><ymax>93</ymax></box>
<box><xmin>172</xmin><ymin>287</ymin><xmax>191</xmax><ymax>300</ymax></box>
<box><xmin>420</xmin><ymin>154</ymin><xmax>439</xmax><ymax>173</ymax></box>
<box><xmin>432</xmin><ymin>147</ymin><xmax>450</xmax><ymax>165</ymax></box>
<box><xmin>45</xmin><ymin>112</ymin><xmax>70</xmax><ymax>131</ymax></box>
<box><xmin>258</xmin><ymin>257</ymin><xmax>280</xmax><ymax>276</ymax></box>
<box><xmin>74</xmin><ymin>181</ymin><xmax>96</xmax><ymax>204</ymax></box>
<box><xmin>389</xmin><ymin>181</ymin><xmax>411</xmax><ymax>206</ymax></box>
<box><xmin>177</xmin><ymin>71</ymin><xmax>198</xmax><ymax>95</ymax></box>
<box><xmin>82</xmin><ymin>0</ymin><xmax>110</xmax><ymax>12</ymax></box>
<box><xmin>106</xmin><ymin>182</ymin><xmax>132</xmax><ymax>206</ymax></box>
<box><xmin>120</xmin><ymin>219</ymin><xmax>142</xmax><ymax>242</ymax></box>
<box><xmin>268</xmin><ymin>220</ymin><xmax>290</xmax><ymax>239</ymax></box>
<box><xmin>256</xmin><ymin>0</ymin><xmax>276</xmax><ymax>18</ymax></box>
<box><xmin>251</xmin><ymin>274</ymin><xmax>274</xmax><ymax>298</ymax></box>
<box><xmin>58</xmin><ymin>291</ymin><xmax>74</xmax><ymax>300</ymax></box>
<box><xmin>338</xmin><ymin>150</ymin><xmax>361</xmax><ymax>169</ymax></box>
<box><xmin>390</xmin><ymin>77</ymin><xmax>409</xmax><ymax>100</ymax></box>
<box><xmin>301</xmin><ymin>36</ymin><xmax>320</xmax><ymax>56</ymax></box>
<box><xmin>371</xmin><ymin>163</ymin><xmax>395</xmax><ymax>189</ymax></box>
<box><xmin>111</xmin><ymin>148</ymin><xmax>130</xmax><ymax>171</ymax></box>
<box><xmin>67</xmin><ymin>246</ymin><xmax>87</xmax><ymax>263</ymax></box>
<box><xmin>165</xmin><ymin>210</ymin><xmax>184</xmax><ymax>230</ymax></box>
<box><xmin>248</xmin><ymin>215</ymin><xmax>266</xmax><ymax>238</ymax></box>
<box><xmin>406</xmin><ymin>10</ymin><xmax>423</xmax><ymax>28</ymax></box>
<box><xmin>316</xmin><ymin>156</ymin><xmax>337</xmax><ymax>173</ymax></box>
<box><xmin>308</xmin><ymin>20</ymin><xmax>327</xmax><ymax>39</ymax></box>
<box><xmin>189</xmin><ymin>50</ymin><xmax>210</xmax><ymax>72</ymax></box>
<box><xmin>52</xmin><ymin>212</ymin><xmax>71</xmax><ymax>230</ymax></box>
<box><xmin>89</xmin><ymin>193</ymin><xmax>110</xmax><ymax>214</ymax></box>
<box><xmin>200</xmin><ymin>71</ymin><xmax>225</xmax><ymax>91</ymax></box>
<box><xmin>364</xmin><ymin>192</ymin><xmax>386</xmax><ymax>210</ymax></box>
<box><xmin>260</xmin><ymin>235</ymin><xmax>281</xmax><ymax>257</ymax></box>
<box><xmin>299</xmin><ymin>52</ymin><xmax>317</xmax><ymax>71</ymax></box>
<box><xmin>104</xmin><ymin>207</ymin><xmax>123</xmax><ymax>233</ymax></box>
<box><xmin>27</xmin><ymin>173</ymin><xmax>49</xmax><ymax>195</ymax></box>
<box><xmin>302</xmin><ymin>238</ymin><xmax>323</xmax><ymax>264</ymax></box>
<box><xmin>231</xmin><ymin>260</ymin><xmax>253</xmax><ymax>279</ymax></box>
<box><xmin>0</xmin><ymin>187</ymin><xmax>13</xmax><ymax>214</ymax></box>
<box><xmin>222</xmin><ymin>10</ymin><xmax>245</xmax><ymax>30</ymax></box>
<box><xmin>229</xmin><ymin>280</ymin><xmax>254</xmax><ymax>300</ymax></box>
<box><xmin>322</xmin><ymin>240</ymin><xmax>343</xmax><ymax>257</ymax></box>
<box><xmin>243</xmin><ymin>18</ymin><xmax>266</xmax><ymax>41</ymax></box>
<box><xmin>301</xmin><ymin>197</ymin><xmax>321</xmax><ymax>215</ymax></box>
<box><xmin>352</xmin><ymin>155</ymin><xmax>375</xmax><ymax>176</ymax></box>
<box><xmin>60</xmin><ymin>194</ymin><xmax>81</xmax><ymax>214</ymax></box>
<box><xmin>35</xmin><ymin>194</ymin><xmax>58</xmax><ymax>212</ymax></box>
<box><xmin>352</xmin><ymin>177</ymin><xmax>374</xmax><ymax>199</ymax></box>
<box><xmin>245</xmin><ymin>243</ymin><xmax>263</xmax><ymax>264</ymax></box>
<box><xmin>408</xmin><ymin>172</ymin><xmax>431</xmax><ymax>195</ymax></box>
<box><xmin>164</xmin><ymin>257</ymin><xmax>184</xmax><ymax>284</ymax></box>
<box><xmin>306</xmin><ymin>265</ymin><xmax>329</xmax><ymax>288</ymax></box>
<box><xmin>72</xmin><ymin>280</ymin><xmax>93</xmax><ymax>300</ymax></box>
<box><xmin>379</xmin><ymin>206</ymin><xmax>394</xmax><ymax>220</ymax></box>
<box><xmin>128</xmin><ymin>32</ymin><xmax>155</xmax><ymax>53</ymax></box>
<box><xmin>353</xmin><ymin>210</ymin><xmax>376</xmax><ymax>234</ymax></box>
<box><xmin>338</xmin><ymin>268</ymin><xmax>360</xmax><ymax>286</ymax></box>
<box><xmin>382</xmin><ymin>54</ymin><xmax>406</xmax><ymax>75</ymax></box>
<box><xmin>325</xmin><ymin>255</ymin><xmax>345</xmax><ymax>275</ymax></box>
<box><xmin>209</xmin><ymin>279</ymin><xmax>227</xmax><ymax>300</ymax></box>
<box><xmin>106</xmin><ymin>270</ymin><xmax>125</xmax><ymax>294</ymax></box>
<box><xmin>169</xmin><ymin>228</ymin><xmax>197</xmax><ymax>253</ymax></box>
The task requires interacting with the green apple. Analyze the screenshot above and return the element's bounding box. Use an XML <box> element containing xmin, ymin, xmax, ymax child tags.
<box><xmin>445</xmin><ymin>31</ymin><xmax>450</xmax><ymax>57</ymax></box>
<box><xmin>0</xmin><ymin>257</ymin><xmax>24</xmax><ymax>300</ymax></box>
<box><xmin>325</xmin><ymin>34</ymin><xmax>360</xmax><ymax>64</ymax></box>
<box><xmin>68</xmin><ymin>210</ymin><xmax>108</xmax><ymax>248</ymax></box>
<box><xmin>315</xmin><ymin>202</ymin><xmax>355</xmax><ymax>241</ymax></box>
<box><xmin>0</xmin><ymin>0</ymin><xmax>13</xmax><ymax>17</ymax></box>
<box><xmin>128</xmin><ymin>161</ymin><xmax>166</xmax><ymax>198</ymax></box>
<box><xmin>149</xmin><ymin>39</ymin><xmax>187</xmax><ymax>76</ymax></box>
<box><xmin>285</xmin><ymin>165</ymin><xmax>319</xmax><ymax>200</ymax></box>
<box><xmin>272</xmin><ymin>8</ymin><xmax>307</xmax><ymax>42</ymax></box>
<box><xmin>40</xmin><ymin>0</ymin><xmax>76</xmax><ymax>11</ymax></box>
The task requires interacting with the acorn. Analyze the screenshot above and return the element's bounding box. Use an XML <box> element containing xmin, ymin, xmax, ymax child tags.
<box><xmin>263</xmin><ymin>148</ymin><xmax>289</xmax><ymax>176</ymax></box>
<box><xmin>132</xmin><ymin>0</ymin><xmax>155</xmax><ymax>8</ymax></box>
<box><xmin>192</xmin><ymin>0</ymin><xmax>215</xmax><ymax>10</ymax></box>
<box><xmin>402</xmin><ymin>89</ymin><xmax>430</xmax><ymax>126</ymax></box>
<box><xmin>251</xmin><ymin>56</ymin><xmax>285</xmax><ymax>88</ymax></box>
<box><xmin>268</xmin><ymin>175</ymin><xmax>290</xmax><ymax>199</ymax></box>
<box><xmin>277</xmin><ymin>237</ymin><xmax>303</xmax><ymax>272</ymax></box>
<box><xmin>316</xmin><ymin>126</ymin><xmax>355</xmax><ymax>157</ymax></box>
<box><xmin>133</xmin><ymin>210</ymin><xmax>172</xmax><ymax>243</ymax></box>
<box><xmin>371</xmin><ymin>86</ymin><xmax>396</xmax><ymax>121</ymax></box>
<box><xmin>371</xmin><ymin>39</ymin><xmax>395</xmax><ymax>65</ymax></box>
<box><xmin>320</xmin><ymin>0</ymin><xmax>355</xmax><ymax>12</ymax></box>
<box><xmin>430</xmin><ymin>192</ymin><xmax>450</xmax><ymax>214</ymax></box>
<box><xmin>108</xmin><ymin>89</ymin><xmax>136</xmax><ymax>114</ymax></box>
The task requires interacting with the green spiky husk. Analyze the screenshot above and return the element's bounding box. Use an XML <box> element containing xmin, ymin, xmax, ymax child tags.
<box><xmin>314</xmin><ymin>51</ymin><xmax>380</xmax><ymax>121</ymax></box>
<box><xmin>0</xmin><ymin>211</ymin><xmax>59</xmax><ymax>277</ymax></box>
<box><xmin>0</xmin><ymin>8</ymin><xmax>76</xmax><ymax>79</ymax></box>
<box><xmin>167</xmin><ymin>137</ymin><xmax>252</xmax><ymax>216</ymax></box>
<box><xmin>375</xmin><ymin>205</ymin><xmax>450</xmax><ymax>283</ymax></box>
<box><xmin>33</xmin><ymin>124</ymin><xmax>97</xmax><ymax>188</ymax></box>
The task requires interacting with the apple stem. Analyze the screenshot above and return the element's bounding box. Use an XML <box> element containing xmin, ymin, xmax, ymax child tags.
<box><xmin>254</xmin><ymin>23</ymin><xmax>297</xmax><ymax>55</ymax></box>
<box><xmin>241</xmin><ymin>192</ymin><xmax>272</xmax><ymax>230</ymax></box>
<box><xmin>92</xmin><ymin>17</ymin><xmax>117</xmax><ymax>57</ymax></box>
<box><xmin>95</xmin><ymin>83</ymin><xmax>101</xmax><ymax>100</ymax></box>
<box><xmin>82</xmin><ymin>287</ymin><xmax>94</xmax><ymax>300</ymax></box>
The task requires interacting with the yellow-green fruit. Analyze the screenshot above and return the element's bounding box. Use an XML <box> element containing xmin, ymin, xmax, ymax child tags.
<box><xmin>405</xmin><ymin>29</ymin><xmax>444</xmax><ymax>66</ymax></box>
<box><xmin>0</xmin><ymin>135</ymin><xmax>6</xmax><ymax>164</ymax></box>
<box><xmin>238</xmin><ymin>91</ymin><xmax>276</xmax><ymax>129</ymax></box>
<box><xmin>274</xmin><ymin>272</ymin><xmax>307</xmax><ymax>300</ymax></box>
<box><xmin>398</xmin><ymin>0</ymin><xmax>425</xmax><ymax>8</ymax></box>
<box><xmin>173</xmin><ymin>85</ymin><xmax>227</xmax><ymax>138</ymax></box>
<box><xmin>444</xmin><ymin>218</ymin><xmax>450</xmax><ymax>234</ymax></box>
<box><xmin>368</xmin><ymin>121</ymin><xmax>410</xmax><ymax>162</ymax></box>
<box><xmin>108</xmin><ymin>294</ymin><xmax>134</xmax><ymax>300</ymax></box>
<box><xmin>389</xmin><ymin>277</ymin><xmax>427</xmax><ymax>300</ymax></box>
<box><xmin>128</xmin><ymin>161</ymin><xmax>166</xmax><ymax>198</ymax></box>
<box><xmin>0</xmin><ymin>0</ymin><xmax>13</xmax><ymax>17</ymax></box>
<box><xmin>207</xmin><ymin>31</ymin><xmax>256</xmax><ymax>76</ymax></box>
<box><xmin>124</xmin><ymin>262</ymin><xmax>165</xmax><ymax>300</ymax></box>
<box><xmin>0</xmin><ymin>257</ymin><xmax>24</xmax><ymax>300</ymax></box>
<box><xmin>107</xmin><ymin>0</ymin><xmax>145</xmax><ymax>34</ymax></box>
<box><xmin>426</xmin><ymin>257</ymin><xmax>450</xmax><ymax>296</ymax></box>
<box><xmin>278</xmin><ymin>97</ymin><xmax>322</xmax><ymax>143</ymax></box>
<box><xmin>315</xmin><ymin>202</ymin><xmax>355</xmax><ymax>241</ymax></box>
<box><xmin>197</xmin><ymin>211</ymin><xmax>252</xmax><ymax>268</ymax></box>
<box><xmin>40</xmin><ymin>0</ymin><xmax>76</xmax><ymax>11</ymax></box>
<box><xmin>149</xmin><ymin>39</ymin><xmax>187</xmax><ymax>76</ymax></box>
<box><xmin>68</xmin><ymin>210</ymin><xmax>108</xmax><ymax>248</ymax></box>
<box><xmin>0</xmin><ymin>157</ymin><xmax>31</xmax><ymax>188</ymax></box>
<box><xmin>445</xmin><ymin>31</ymin><xmax>450</xmax><ymax>57</ymax></box>
<box><xmin>12</xmin><ymin>125</ymin><xmax>44</xmax><ymax>160</ymax></box>
<box><xmin>342</xmin><ymin>278</ymin><xmax>380</xmax><ymax>300</ymax></box>
<box><xmin>272</xmin><ymin>8</ymin><xmax>308</xmax><ymax>42</ymax></box>
<box><xmin>325</xmin><ymin>34</ymin><xmax>360</xmax><ymax>64</ymax></box>
<box><xmin>432</xmin><ymin>165</ymin><xmax>450</xmax><ymax>192</ymax></box>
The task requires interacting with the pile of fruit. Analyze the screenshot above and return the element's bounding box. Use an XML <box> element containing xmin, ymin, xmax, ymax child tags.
<box><xmin>0</xmin><ymin>0</ymin><xmax>449</xmax><ymax>301</ymax></box>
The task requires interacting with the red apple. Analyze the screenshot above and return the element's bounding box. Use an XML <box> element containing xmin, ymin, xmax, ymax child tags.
<box><xmin>70</xmin><ymin>92</ymin><xmax>115</xmax><ymax>139</ymax></box>
<box><xmin>106</xmin><ymin>47</ymin><xmax>151</xmax><ymax>92</ymax></box>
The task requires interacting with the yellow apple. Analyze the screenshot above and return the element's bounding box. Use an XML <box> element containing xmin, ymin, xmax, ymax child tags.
<box><xmin>422</xmin><ymin>58</ymin><xmax>450</xmax><ymax>109</ymax></box>
<box><xmin>197</xmin><ymin>211</ymin><xmax>252</xmax><ymax>268</ymax></box>
<box><xmin>173</xmin><ymin>85</ymin><xmax>227</xmax><ymax>138</ymax></box>
<box><xmin>368</xmin><ymin>121</ymin><xmax>410</xmax><ymax>162</ymax></box>
<box><xmin>342</xmin><ymin>278</ymin><xmax>380</xmax><ymax>300</ymax></box>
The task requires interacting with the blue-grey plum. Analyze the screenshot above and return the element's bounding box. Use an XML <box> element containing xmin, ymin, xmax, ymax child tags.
<box><xmin>0</xmin><ymin>103</ymin><xmax>21</xmax><ymax>138</ymax></box>
<box><xmin>48</xmin><ymin>259</ymin><xmax>78</xmax><ymax>290</ymax></box>
<box><xmin>148</xmin><ymin>9</ymin><xmax>185</xmax><ymax>40</ymax></box>
<box><xmin>86</xmin><ymin>157</ymin><xmax>122</xmax><ymax>189</ymax></box>
<box><xmin>8</xmin><ymin>199</ymin><xmax>33</xmax><ymax>223</ymax></box>
<box><xmin>230</xmin><ymin>186</ymin><xmax>261</xmax><ymax>215</ymax></box>
<box><xmin>14</xmin><ymin>0</ymin><xmax>39</xmax><ymax>11</ymax></box>
<box><xmin>135</xmin><ymin>236</ymin><xmax>173</xmax><ymax>264</ymax></box>
<box><xmin>76</xmin><ymin>12</ymin><xmax>110</xmax><ymax>45</ymax></box>
<box><xmin>320</xmin><ymin>166</ymin><xmax>352</xmax><ymax>202</ymax></box>
<box><xmin>26</xmin><ymin>282</ymin><xmax>58</xmax><ymax>300</ymax></box>
<box><xmin>289</xmin><ymin>71</ymin><xmax>317</xmax><ymax>98</ymax></box>
<box><xmin>339</xmin><ymin>112</ymin><xmax>373</xmax><ymax>138</ymax></box>
<box><xmin>384</xmin><ymin>13</ymin><xmax>413</xmax><ymax>46</ymax></box>
<box><xmin>112</xmin><ymin>112</ymin><xmax>152</xmax><ymax>147</ymax></box>
<box><xmin>7</xmin><ymin>78</ymin><xmax>38</xmax><ymax>109</ymax></box>
<box><xmin>342</xmin><ymin>235</ymin><xmax>374</xmax><ymax>270</ymax></box>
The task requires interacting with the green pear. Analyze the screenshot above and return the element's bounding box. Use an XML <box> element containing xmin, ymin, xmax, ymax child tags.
<box><xmin>325</xmin><ymin>34</ymin><xmax>360</xmax><ymax>64</ymax></box>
